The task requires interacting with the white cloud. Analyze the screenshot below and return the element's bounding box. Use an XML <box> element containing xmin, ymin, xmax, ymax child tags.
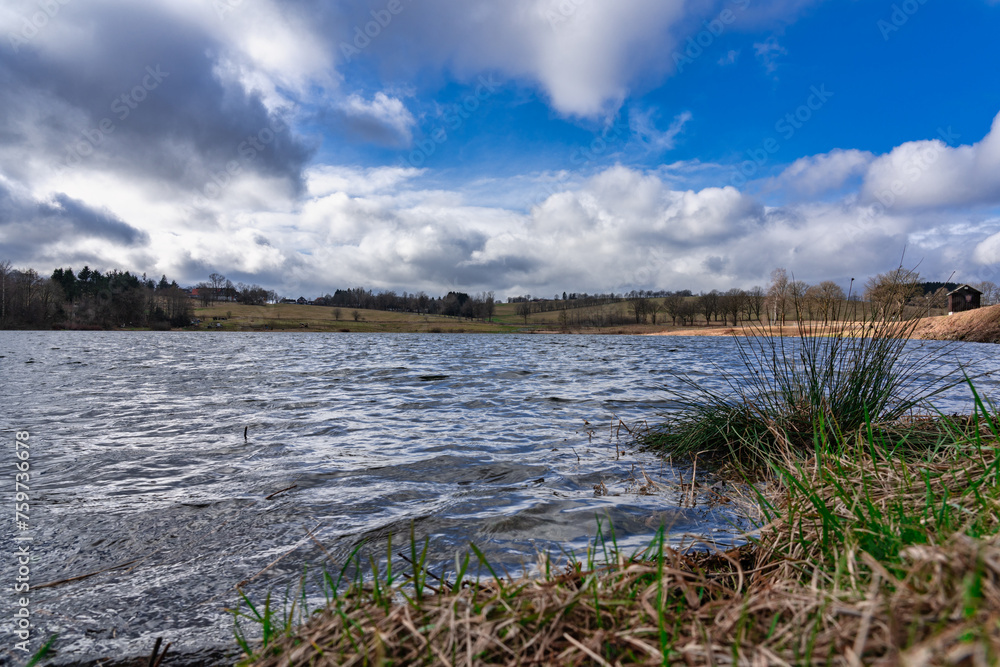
<box><xmin>973</xmin><ymin>229</ymin><xmax>1000</xmax><ymax>265</ymax></box>
<box><xmin>860</xmin><ymin>111</ymin><xmax>1000</xmax><ymax>210</ymax></box>
<box><xmin>337</xmin><ymin>92</ymin><xmax>417</xmax><ymax>147</ymax></box>
<box><xmin>718</xmin><ymin>50</ymin><xmax>741</xmax><ymax>66</ymax></box>
<box><xmin>630</xmin><ymin>110</ymin><xmax>692</xmax><ymax>152</ymax></box>
<box><xmin>753</xmin><ymin>36</ymin><xmax>787</xmax><ymax>74</ymax></box>
<box><xmin>345</xmin><ymin>0</ymin><xmax>700</xmax><ymax>117</ymax></box>
<box><xmin>770</xmin><ymin>149</ymin><xmax>874</xmax><ymax>197</ymax></box>
<box><xmin>305</xmin><ymin>165</ymin><xmax>423</xmax><ymax>198</ymax></box>
<box><xmin>8</xmin><ymin>153</ymin><xmax>998</xmax><ymax>299</ymax></box>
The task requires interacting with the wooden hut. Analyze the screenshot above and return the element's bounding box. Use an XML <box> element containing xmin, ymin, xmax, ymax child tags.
<box><xmin>947</xmin><ymin>284</ymin><xmax>982</xmax><ymax>314</ymax></box>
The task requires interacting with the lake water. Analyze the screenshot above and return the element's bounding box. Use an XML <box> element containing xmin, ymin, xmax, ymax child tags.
<box><xmin>1</xmin><ymin>332</ymin><xmax>997</xmax><ymax>665</ymax></box>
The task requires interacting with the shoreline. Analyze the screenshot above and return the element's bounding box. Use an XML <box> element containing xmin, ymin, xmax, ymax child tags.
<box><xmin>237</xmin><ymin>414</ymin><xmax>1000</xmax><ymax>666</ymax></box>
<box><xmin>17</xmin><ymin>302</ymin><xmax>998</xmax><ymax>342</ymax></box>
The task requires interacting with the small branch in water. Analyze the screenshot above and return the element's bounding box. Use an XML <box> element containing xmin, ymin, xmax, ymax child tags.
<box><xmin>35</xmin><ymin>558</ymin><xmax>143</xmax><ymax>590</ymax></box>
<box><xmin>265</xmin><ymin>484</ymin><xmax>298</xmax><ymax>500</ymax></box>
<box><xmin>244</xmin><ymin>425</ymin><xmax>248</xmax><ymax>442</ymax></box>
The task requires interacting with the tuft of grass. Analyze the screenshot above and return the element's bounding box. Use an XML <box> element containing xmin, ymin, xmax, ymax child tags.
<box><xmin>643</xmin><ymin>281</ymin><xmax>986</xmax><ymax>471</ymax></box>
<box><xmin>25</xmin><ymin>636</ymin><xmax>57</xmax><ymax>667</ymax></box>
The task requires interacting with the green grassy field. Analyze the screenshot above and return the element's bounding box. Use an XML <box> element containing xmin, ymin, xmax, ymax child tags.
<box><xmin>183</xmin><ymin>297</ymin><xmax>954</xmax><ymax>336</ymax></box>
<box><xmin>192</xmin><ymin>302</ymin><xmax>523</xmax><ymax>333</ymax></box>
<box><xmin>191</xmin><ymin>300</ymin><xmax>702</xmax><ymax>335</ymax></box>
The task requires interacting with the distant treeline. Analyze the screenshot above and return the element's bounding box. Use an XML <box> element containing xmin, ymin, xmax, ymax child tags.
<box><xmin>0</xmin><ymin>262</ymin><xmax>192</xmax><ymax>330</ymax></box>
<box><xmin>2</xmin><ymin>258</ymin><xmax>997</xmax><ymax>330</ymax></box>
<box><xmin>313</xmin><ymin>288</ymin><xmax>498</xmax><ymax>321</ymax></box>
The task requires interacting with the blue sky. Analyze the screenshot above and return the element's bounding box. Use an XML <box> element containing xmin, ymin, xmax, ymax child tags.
<box><xmin>2</xmin><ymin>0</ymin><xmax>999</xmax><ymax>298</ymax></box>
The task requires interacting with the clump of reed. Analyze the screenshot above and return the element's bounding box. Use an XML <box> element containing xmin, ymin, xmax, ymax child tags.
<box><xmin>643</xmin><ymin>280</ymin><xmax>978</xmax><ymax>471</ymax></box>
<box><xmin>235</xmin><ymin>403</ymin><xmax>1000</xmax><ymax>665</ymax></box>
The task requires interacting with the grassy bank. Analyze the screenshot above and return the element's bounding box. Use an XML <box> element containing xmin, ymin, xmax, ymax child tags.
<box><xmin>181</xmin><ymin>302</ymin><xmax>1000</xmax><ymax>342</ymax></box>
<box><xmin>234</xmin><ymin>411</ymin><xmax>1000</xmax><ymax>665</ymax></box>
<box><xmin>190</xmin><ymin>303</ymin><xmax>522</xmax><ymax>333</ymax></box>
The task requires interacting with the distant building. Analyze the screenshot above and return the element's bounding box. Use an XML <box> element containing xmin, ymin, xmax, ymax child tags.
<box><xmin>947</xmin><ymin>284</ymin><xmax>982</xmax><ymax>314</ymax></box>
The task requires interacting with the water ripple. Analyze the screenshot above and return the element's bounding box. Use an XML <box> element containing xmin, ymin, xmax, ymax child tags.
<box><xmin>1</xmin><ymin>331</ymin><xmax>996</xmax><ymax>664</ymax></box>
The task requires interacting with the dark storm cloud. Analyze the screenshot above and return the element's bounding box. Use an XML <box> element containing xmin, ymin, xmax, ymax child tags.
<box><xmin>0</xmin><ymin>2</ymin><xmax>313</xmax><ymax>195</ymax></box>
<box><xmin>0</xmin><ymin>181</ymin><xmax>148</xmax><ymax>252</ymax></box>
<box><xmin>318</xmin><ymin>105</ymin><xmax>412</xmax><ymax>148</ymax></box>
<box><xmin>44</xmin><ymin>193</ymin><xmax>148</xmax><ymax>245</ymax></box>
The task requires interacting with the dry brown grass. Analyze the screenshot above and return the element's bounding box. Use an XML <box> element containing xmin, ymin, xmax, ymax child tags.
<box><xmin>192</xmin><ymin>302</ymin><xmax>517</xmax><ymax>333</ymax></box>
<box><xmin>914</xmin><ymin>304</ymin><xmax>1000</xmax><ymax>344</ymax></box>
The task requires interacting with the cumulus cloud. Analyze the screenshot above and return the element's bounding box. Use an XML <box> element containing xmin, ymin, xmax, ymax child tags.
<box><xmin>860</xmin><ymin>112</ymin><xmax>1000</xmax><ymax>210</ymax></box>
<box><xmin>201</xmin><ymin>164</ymin><xmax>925</xmax><ymax>297</ymax></box>
<box><xmin>0</xmin><ymin>1</ymin><xmax>315</xmax><ymax>203</ymax></box>
<box><xmin>973</xmin><ymin>229</ymin><xmax>1000</xmax><ymax>265</ymax></box>
<box><xmin>306</xmin><ymin>165</ymin><xmax>423</xmax><ymax>197</ymax></box>
<box><xmin>6</xmin><ymin>154</ymin><xmax>993</xmax><ymax>299</ymax></box>
<box><xmin>329</xmin><ymin>92</ymin><xmax>417</xmax><ymax>147</ymax></box>
<box><xmin>332</xmin><ymin>0</ymin><xmax>702</xmax><ymax>117</ymax></box>
<box><xmin>770</xmin><ymin>149</ymin><xmax>874</xmax><ymax>198</ymax></box>
<box><xmin>0</xmin><ymin>179</ymin><xmax>148</xmax><ymax>262</ymax></box>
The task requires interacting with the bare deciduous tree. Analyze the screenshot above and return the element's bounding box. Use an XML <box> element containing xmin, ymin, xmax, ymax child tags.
<box><xmin>208</xmin><ymin>272</ymin><xmax>226</xmax><ymax>302</ymax></box>
<box><xmin>745</xmin><ymin>286</ymin><xmax>765</xmax><ymax>322</ymax></box>
<box><xmin>698</xmin><ymin>290</ymin><xmax>720</xmax><ymax>326</ymax></box>
<box><xmin>515</xmin><ymin>301</ymin><xmax>532</xmax><ymax>324</ymax></box>
<box><xmin>195</xmin><ymin>282</ymin><xmax>213</xmax><ymax>306</ymax></box>
<box><xmin>815</xmin><ymin>280</ymin><xmax>846</xmax><ymax>323</ymax></box>
<box><xmin>788</xmin><ymin>280</ymin><xmax>809</xmax><ymax>321</ymax></box>
<box><xmin>768</xmin><ymin>268</ymin><xmax>790</xmax><ymax>325</ymax></box>
<box><xmin>720</xmin><ymin>288</ymin><xmax>747</xmax><ymax>326</ymax></box>
<box><xmin>0</xmin><ymin>259</ymin><xmax>10</xmax><ymax>327</ymax></box>
<box><xmin>627</xmin><ymin>294</ymin><xmax>652</xmax><ymax>324</ymax></box>
<box><xmin>975</xmin><ymin>281</ymin><xmax>999</xmax><ymax>307</ymax></box>
<box><xmin>865</xmin><ymin>267</ymin><xmax>921</xmax><ymax>319</ymax></box>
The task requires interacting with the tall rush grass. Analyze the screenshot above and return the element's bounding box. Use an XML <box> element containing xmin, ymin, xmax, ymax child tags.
<box><xmin>644</xmin><ymin>283</ymin><xmax>979</xmax><ymax>471</ymax></box>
